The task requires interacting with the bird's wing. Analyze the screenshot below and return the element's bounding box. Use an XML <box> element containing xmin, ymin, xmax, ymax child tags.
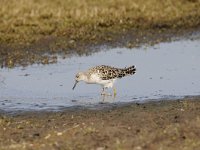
<box><xmin>89</xmin><ymin>65</ymin><xmax>122</xmax><ymax>80</ymax></box>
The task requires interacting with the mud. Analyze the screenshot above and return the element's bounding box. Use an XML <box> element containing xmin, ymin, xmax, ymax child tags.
<box><xmin>0</xmin><ymin>97</ymin><xmax>200</xmax><ymax>149</ymax></box>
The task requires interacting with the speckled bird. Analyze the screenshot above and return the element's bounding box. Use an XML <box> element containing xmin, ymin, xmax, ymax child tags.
<box><xmin>72</xmin><ymin>65</ymin><xmax>136</xmax><ymax>96</ymax></box>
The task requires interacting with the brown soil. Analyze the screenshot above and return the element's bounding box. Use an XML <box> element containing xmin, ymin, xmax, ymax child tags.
<box><xmin>1</xmin><ymin>97</ymin><xmax>200</xmax><ymax>150</ymax></box>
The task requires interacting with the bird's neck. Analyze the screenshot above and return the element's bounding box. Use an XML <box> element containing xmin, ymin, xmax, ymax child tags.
<box><xmin>81</xmin><ymin>72</ymin><xmax>90</xmax><ymax>82</ymax></box>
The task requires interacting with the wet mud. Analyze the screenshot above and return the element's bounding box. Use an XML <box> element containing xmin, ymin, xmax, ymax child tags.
<box><xmin>0</xmin><ymin>97</ymin><xmax>200</xmax><ymax>149</ymax></box>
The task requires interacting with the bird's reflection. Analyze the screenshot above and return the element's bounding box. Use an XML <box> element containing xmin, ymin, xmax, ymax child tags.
<box><xmin>0</xmin><ymin>75</ymin><xmax>5</xmax><ymax>86</ymax></box>
<box><xmin>100</xmin><ymin>94</ymin><xmax>116</xmax><ymax>103</ymax></box>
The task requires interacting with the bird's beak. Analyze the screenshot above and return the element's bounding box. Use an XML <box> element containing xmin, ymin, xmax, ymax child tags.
<box><xmin>72</xmin><ymin>80</ymin><xmax>78</xmax><ymax>90</ymax></box>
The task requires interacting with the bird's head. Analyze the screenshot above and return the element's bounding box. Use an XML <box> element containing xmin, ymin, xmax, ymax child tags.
<box><xmin>72</xmin><ymin>72</ymin><xmax>86</xmax><ymax>90</ymax></box>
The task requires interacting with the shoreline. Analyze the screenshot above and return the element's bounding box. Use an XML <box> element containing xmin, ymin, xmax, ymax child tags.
<box><xmin>1</xmin><ymin>96</ymin><xmax>200</xmax><ymax>149</ymax></box>
<box><xmin>1</xmin><ymin>95</ymin><xmax>199</xmax><ymax>116</ymax></box>
<box><xmin>1</xmin><ymin>27</ymin><xmax>200</xmax><ymax>68</ymax></box>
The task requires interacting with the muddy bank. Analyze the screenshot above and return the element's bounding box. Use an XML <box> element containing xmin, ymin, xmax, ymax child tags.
<box><xmin>1</xmin><ymin>0</ymin><xmax>200</xmax><ymax>67</ymax></box>
<box><xmin>0</xmin><ymin>97</ymin><xmax>200</xmax><ymax>149</ymax></box>
<box><xmin>1</xmin><ymin>27</ymin><xmax>200</xmax><ymax>68</ymax></box>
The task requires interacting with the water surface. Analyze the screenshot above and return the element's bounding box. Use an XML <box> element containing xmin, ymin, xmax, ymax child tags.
<box><xmin>0</xmin><ymin>38</ymin><xmax>200</xmax><ymax>111</ymax></box>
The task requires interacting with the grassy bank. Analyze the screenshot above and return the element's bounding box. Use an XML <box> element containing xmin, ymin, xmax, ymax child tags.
<box><xmin>0</xmin><ymin>0</ymin><xmax>200</xmax><ymax>67</ymax></box>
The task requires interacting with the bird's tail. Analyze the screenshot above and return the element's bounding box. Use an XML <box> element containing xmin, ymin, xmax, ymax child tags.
<box><xmin>117</xmin><ymin>65</ymin><xmax>136</xmax><ymax>78</ymax></box>
<box><xmin>123</xmin><ymin>65</ymin><xmax>136</xmax><ymax>75</ymax></box>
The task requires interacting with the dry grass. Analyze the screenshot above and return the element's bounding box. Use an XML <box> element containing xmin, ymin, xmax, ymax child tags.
<box><xmin>0</xmin><ymin>0</ymin><xmax>200</xmax><ymax>44</ymax></box>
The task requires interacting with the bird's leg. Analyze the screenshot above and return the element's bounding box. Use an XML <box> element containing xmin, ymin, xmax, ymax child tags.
<box><xmin>101</xmin><ymin>87</ymin><xmax>111</xmax><ymax>96</ymax></box>
<box><xmin>101</xmin><ymin>87</ymin><xmax>106</xmax><ymax>95</ymax></box>
<box><xmin>113</xmin><ymin>87</ymin><xmax>117</xmax><ymax>97</ymax></box>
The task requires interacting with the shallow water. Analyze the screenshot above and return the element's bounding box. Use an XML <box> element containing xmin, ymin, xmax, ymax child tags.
<box><xmin>0</xmin><ymin>38</ymin><xmax>200</xmax><ymax>111</ymax></box>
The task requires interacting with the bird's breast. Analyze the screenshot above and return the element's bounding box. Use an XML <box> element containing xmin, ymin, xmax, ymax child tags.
<box><xmin>85</xmin><ymin>73</ymin><xmax>101</xmax><ymax>84</ymax></box>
